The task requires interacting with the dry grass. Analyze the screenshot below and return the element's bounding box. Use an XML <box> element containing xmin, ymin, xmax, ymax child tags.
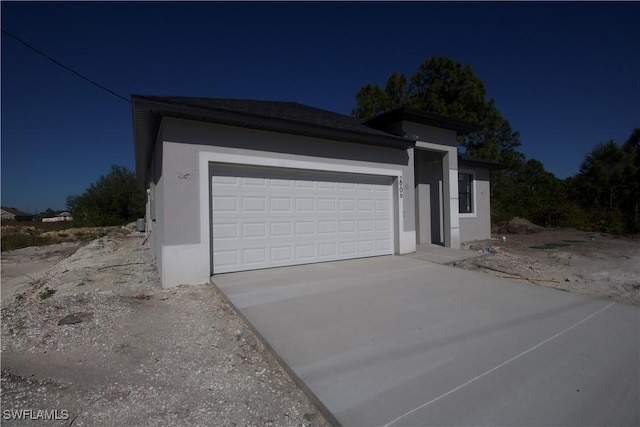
<box><xmin>1</xmin><ymin>222</ymin><xmax>111</xmax><ymax>252</ymax></box>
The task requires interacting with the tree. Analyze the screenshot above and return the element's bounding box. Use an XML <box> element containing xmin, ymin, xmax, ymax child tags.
<box><xmin>578</xmin><ymin>141</ymin><xmax>626</xmax><ymax>212</ymax></box>
<box><xmin>41</xmin><ymin>208</ymin><xmax>55</xmax><ymax>218</ymax></box>
<box><xmin>354</xmin><ymin>56</ymin><xmax>531</xmax><ymax>224</ymax></box>
<box><xmin>569</xmin><ymin>133</ymin><xmax>639</xmax><ymax>234</ymax></box>
<box><xmin>66</xmin><ymin>165</ymin><xmax>145</xmax><ymax>227</ymax></box>
<box><xmin>353</xmin><ymin>56</ymin><xmax>522</xmax><ymax>165</ymax></box>
<box><xmin>621</xmin><ymin>128</ymin><xmax>640</xmax><ymax>232</ymax></box>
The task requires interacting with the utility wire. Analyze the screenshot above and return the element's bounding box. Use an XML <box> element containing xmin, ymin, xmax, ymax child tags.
<box><xmin>2</xmin><ymin>29</ymin><xmax>131</xmax><ymax>104</ymax></box>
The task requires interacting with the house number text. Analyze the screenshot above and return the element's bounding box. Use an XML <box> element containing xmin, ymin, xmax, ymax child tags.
<box><xmin>398</xmin><ymin>176</ymin><xmax>403</xmax><ymax>198</ymax></box>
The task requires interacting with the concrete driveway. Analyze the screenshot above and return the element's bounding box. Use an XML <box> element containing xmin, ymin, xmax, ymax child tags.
<box><xmin>212</xmin><ymin>256</ymin><xmax>639</xmax><ymax>426</ymax></box>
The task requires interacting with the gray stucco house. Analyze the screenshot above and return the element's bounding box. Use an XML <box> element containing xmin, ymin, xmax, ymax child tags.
<box><xmin>132</xmin><ymin>96</ymin><xmax>501</xmax><ymax>286</ymax></box>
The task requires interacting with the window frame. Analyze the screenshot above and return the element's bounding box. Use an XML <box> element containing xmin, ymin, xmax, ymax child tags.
<box><xmin>458</xmin><ymin>169</ymin><xmax>476</xmax><ymax>218</ymax></box>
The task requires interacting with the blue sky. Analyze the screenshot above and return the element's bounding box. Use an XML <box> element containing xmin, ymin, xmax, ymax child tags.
<box><xmin>2</xmin><ymin>2</ymin><xmax>638</xmax><ymax>213</ymax></box>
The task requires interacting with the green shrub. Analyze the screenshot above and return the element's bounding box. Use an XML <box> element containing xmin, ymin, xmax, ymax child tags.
<box><xmin>38</xmin><ymin>288</ymin><xmax>56</xmax><ymax>300</ymax></box>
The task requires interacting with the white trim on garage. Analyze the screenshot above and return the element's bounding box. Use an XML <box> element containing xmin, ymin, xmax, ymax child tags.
<box><xmin>199</xmin><ymin>151</ymin><xmax>407</xmax><ymax>276</ymax></box>
<box><xmin>211</xmin><ymin>164</ymin><xmax>394</xmax><ymax>273</ymax></box>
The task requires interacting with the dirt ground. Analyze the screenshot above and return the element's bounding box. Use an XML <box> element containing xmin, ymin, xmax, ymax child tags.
<box><xmin>1</xmin><ymin>242</ymin><xmax>87</xmax><ymax>306</ymax></box>
<box><xmin>1</xmin><ymin>232</ymin><xmax>329</xmax><ymax>426</ymax></box>
<box><xmin>457</xmin><ymin>227</ymin><xmax>640</xmax><ymax>307</ymax></box>
<box><xmin>2</xmin><ymin>223</ymin><xmax>638</xmax><ymax>426</ymax></box>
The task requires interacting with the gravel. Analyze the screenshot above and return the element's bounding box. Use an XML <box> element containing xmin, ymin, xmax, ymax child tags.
<box><xmin>457</xmin><ymin>229</ymin><xmax>640</xmax><ymax>306</ymax></box>
<box><xmin>1</xmin><ymin>234</ymin><xmax>329</xmax><ymax>426</ymax></box>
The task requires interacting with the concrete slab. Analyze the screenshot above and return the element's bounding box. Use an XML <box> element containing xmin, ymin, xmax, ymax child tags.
<box><xmin>404</xmin><ymin>244</ymin><xmax>485</xmax><ymax>264</ymax></box>
<box><xmin>212</xmin><ymin>256</ymin><xmax>640</xmax><ymax>427</ymax></box>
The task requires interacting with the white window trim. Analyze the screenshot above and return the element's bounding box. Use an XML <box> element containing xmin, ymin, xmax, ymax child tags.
<box><xmin>458</xmin><ymin>168</ymin><xmax>477</xmax><ymax>218</ymax></box>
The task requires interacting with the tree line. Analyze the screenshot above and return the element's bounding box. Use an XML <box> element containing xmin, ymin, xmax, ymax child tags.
<box><xmin>353</xmin><ymin>56</ymin><xmax>639</xmax><ymax>235</ymax></box>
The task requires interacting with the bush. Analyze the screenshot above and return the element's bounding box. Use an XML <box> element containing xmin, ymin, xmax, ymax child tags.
<box><xmin>67</xmin><ymin>165</ymin><xmax>145</xmax><ymax>227</ymax></box>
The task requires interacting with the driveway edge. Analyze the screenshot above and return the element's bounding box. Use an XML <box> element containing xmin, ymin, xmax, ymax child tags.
<box><xmin>209</xmin><ymin>277</ymin><xmax>340</xmax><ymax>427</ymax></box>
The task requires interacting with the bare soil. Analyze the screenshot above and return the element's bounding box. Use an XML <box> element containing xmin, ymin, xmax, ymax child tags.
<box><xmin>456</xmin><ymin>227</ymin><xmax>640</xmax><ymax>306</ymax></box>
<box><xmin>1</xmin><ymin>232</ymin><xmax>328</xmax><ymax>426</ymax></box>
<box><xmin>2</xmin><ymin>222</ymin><xmax>637</xmax><ymax>425</ymax></box>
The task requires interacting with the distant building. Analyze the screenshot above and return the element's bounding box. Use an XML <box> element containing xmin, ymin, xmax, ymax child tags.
<box><xmin>42</xmin><ymin>211</ymin><xmax>73</xmax><ymax>222</ymax></box>
<box><xmin>0</xmin><ymin>207</ymin><xmax>35</xmax><ymax>222</ymax></box>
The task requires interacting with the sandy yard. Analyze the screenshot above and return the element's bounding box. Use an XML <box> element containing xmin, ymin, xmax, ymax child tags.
<box><xmin>457</xmin><ymin>223</ymin><xmax>640</xmax><ymax>306</ymax></box>
<box><xmin>1</xmin><ymin>230</ymin><xmax>329</xmax><ymax>426</ymax></box>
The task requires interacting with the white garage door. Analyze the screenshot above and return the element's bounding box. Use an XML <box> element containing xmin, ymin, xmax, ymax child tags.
<box><xmin>211</xmin><ymin>164</ymin><xmax>394</xmax><ymax>274</ymax></box>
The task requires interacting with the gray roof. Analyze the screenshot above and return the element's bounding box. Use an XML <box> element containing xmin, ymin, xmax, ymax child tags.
<box><xmin>366</xmin><ymin>107</ymin><xmax>480</xmax><ymax>135</ymax></box>
<box><xmin>132</xmin><ymin>96</ymin><xmax>414</xmax><ymax>187</ymax></box>
<box><xmin>1</xmin><ymin>207</ymin><xmax>33</xmax><ymax>216</ymax></box>
<box><xmin>458</xmin><ymin>153</ymin><xmax>505</xmax><ymax>170</ymax></box>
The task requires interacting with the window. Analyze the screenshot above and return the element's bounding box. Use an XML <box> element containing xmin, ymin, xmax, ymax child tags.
<box><xmin>458</xmin><ymin>172</ymin><xmax>474</xmax><ymax>214</ymax></box>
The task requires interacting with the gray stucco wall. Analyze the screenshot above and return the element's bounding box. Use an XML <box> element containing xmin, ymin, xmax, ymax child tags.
<box><xmin>149</xmin><ymin>117</ymin><xmax>416</xmax><ymax>285</ymax></box>
<box><xmin>402</xmin><ymin>122</ymin><xmax>458</xmax><ymax>147</ymax></box>
<box><xmin>415</xmin><ymin>150</ymin><xmax>444</xmax><ymax>245</ymax></box>
<box><xmin>403</xmin><ymin>121</ymin><xmax>461</xmax><ymax>248</ymax></box>
<box><xmin>160</xmin><ymin>117</ymin><xmax>414</xmax><ymax>242</ymax></box>
<box><xmin>459</xmin><ymin>167</ymin><xmax>492</xmax><ymax>242</ymax></box>
<box><xmin>150</xmin><ymin>126</ymin><xmax>165</xmax><ymax>276</ymax></box>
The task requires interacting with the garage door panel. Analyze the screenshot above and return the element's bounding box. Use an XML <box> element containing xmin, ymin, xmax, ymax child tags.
<box><xmin>295</xmin><ymin>180</ymin><xmax>314</xmax><ymax>189</ymax></box>
<box><xmin>339</xmin><ymin>242</ymin><xmax>357</xmax><ymax>256</ymax></box>
<box><xmin>213</xmin><ymin>223</ymin><xmax>238</xmax><ymax>239</ymax></box>
<box><xmin>271</xmin><ymin>246</ymin><xmax>292</xmax><ymax>262</ymax></box>
<box><xmin>214</xmin><ymin>176</ymin><xmax>239</xmax><ymax>186</ymax></box>
<box><xmin>271</xmin><ymin>222</ymin><xmax>292</xmax><ymax>237</ymax></box>
<box><xmin>241</xmin><ymin>197</ymin><xmax>266</xmax><ymax>212</ymax></box>
<box><xmin>376</xmin><ymin>239</ymin><xmax>392</xmax><ymax>251</ymax></box>
<box><xmin>242</xmin><ymin>248</ymin><xmax>265</xmax><ymax>263</ymax></box>
<box><xmin>296</xmin><ymin>244</ymin><xmax>315</xmax><ymax>260</ymax></box>
<box><xmin>270</xmin><ymin>198</ymin><xmax>292</xmax><ymax>212</ymax></box>
<box><xmin>211</xmin><ymin>165</ymin><xmax>394</xmax><ymax>274</ymax></box>
<box><xmin>339</xmin><ymin>199</ymin><xmax>356</xmax><ymax>212</ymax></box>
<box><xmin>318</xmin><ymin>181</ymin><xmax>337</xmax><ymax>190</ymax></box>
<box><xmin>242</xmin><ymin>223</ymin><xmax>266</xmax><ymax>238</ymax></box>
<box><xmin>295</xmin><ymin>221</ymin><xmax>315</xmax><ymax>235</ymax></box>
<box><xmin>358</xmin><ymin>240</ymin><xmax>374</xmax><ymax>253</ymax></box>
<box><xmin>318</xmin><ymin>220</ymin><xmax>337</xmax><ymax>235</ymax></box>
<box><xmin>213</xmin><ymin>196</ymin><xmax>238</xmax><ymax>213</ymax></box>
<box><xmin>318</xmin><ymin>243</ymin><xmax>338</xmax><ymax>257</ymax></box>
<box><xmin>338</xmin><ymin>182</ymin><xmax>356</xmax><ymax>190</ymax></box>
<box><xmin>358</xmin><ymin>219</ymin><xmax>374</xmax><ymax>232</ymax></box>
<box><xmin>215</xmin><ymin>250</ymin><xmax>238</xmax><ymax>268</ymax></box>
<box><xmin>318</xmin><ymin>198</ymin><xmax>337</xmax><ymax>212</ymax></box>
<box><xmin>295</xmin><ymin>198</ymin><xmax>315</xmax><ymax>212</ymax></box>
<box><xmin>376</xmin><ymin>218</ymin><xmax>391</xmax><ymax>230</ymax></box>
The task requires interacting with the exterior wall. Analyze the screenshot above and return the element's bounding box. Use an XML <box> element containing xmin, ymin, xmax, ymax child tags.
<box><xmin>405</xmin><ymin>121</ymin><xmax>460</xmax><ymax>248</ymax></box>
<box><xmin>1</xmin><ymin>210</ymin><xmax>16</xmax><ymax>221</ymax></box>
<box><xmin>149</xmin><ymin>117</ymin><xmax>416</xmax><ymax>287</ymax></box>
<box><xmin>415</xmin><ymin>150</ymin><xmax>443</xmax><ymax>244</ymax></box>
<box><xmin>42</xmin><ymin>216</ymin><xmax>73</xmax><ymax>223</ymax></box>
<box><xmin>402</xmin><ymin>122</ymin><xmax>458</xmax><ymax>148</ymax></box>
<box><xmin>148</xmin><ymin>126</ymin><xmax>165</xmax><ymax>277</ymax></box>
<box><xmin>459</xmin><ymin>167</ymin><xmax>492</xmax><ymax>242</ymax></box>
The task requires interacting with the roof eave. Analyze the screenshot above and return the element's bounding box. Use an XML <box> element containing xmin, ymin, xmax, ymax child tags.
<box><xmin>132</xmin><ymin>96</ymin><xmax>413</xmax><ymax>188</ymax></box>
<box><xmin>458</xmin><ymin>153</ymin><xmax>506</xmax><ymax>170</ymax></box>
<box><xmin>366</xmin><ymin>107</ymin><xmax>481</xmax><ymax>135</ymax></box>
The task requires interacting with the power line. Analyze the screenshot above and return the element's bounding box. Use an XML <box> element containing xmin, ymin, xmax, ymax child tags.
<box><xmin>2</xmin><ymin>29</ymin><xmax>130</xmax><ymax>104</ymax></box>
